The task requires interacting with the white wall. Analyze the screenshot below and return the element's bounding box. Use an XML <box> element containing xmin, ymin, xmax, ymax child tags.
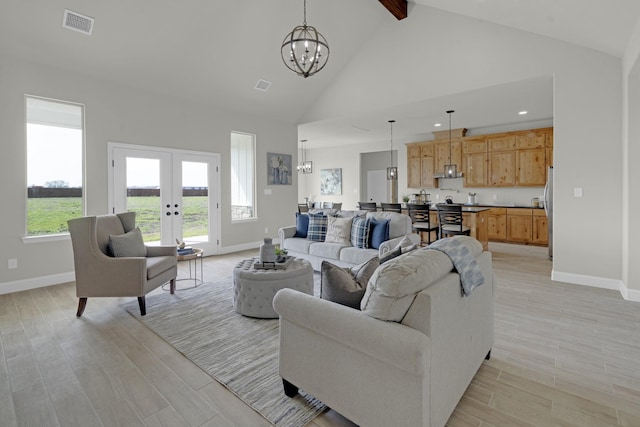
<box><xmin>303</xmin><ymin>7</ymin><xmax>625</xmax><ymax>293</ymax></box>
<box><xmin>0</xmin><ymin>55</ymin><xmax>298</xmax><ymax>293</ymax></box>
<box><xmin>622</xmin><ymin>16</ymin><xmax>640</xmax><ymax>298</ymax></box>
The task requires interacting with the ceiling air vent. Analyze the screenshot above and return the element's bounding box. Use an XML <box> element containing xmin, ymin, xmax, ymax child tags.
<box><xmin>63</xmin><ymin>9</ymin><xmax>94</xmax><ymax>35</ymax></box>
<box><xmin>255</xmin><ymin>79</ymin><xmax>271</xmax><ymax>92</ymax></box>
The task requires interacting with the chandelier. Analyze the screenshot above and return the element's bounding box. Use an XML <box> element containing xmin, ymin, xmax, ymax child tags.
<box><xmin>444</xmin><ymin>110</ymin><xmax>458</xmax><ymax>178</ymax></box>
<box><xmin>281</xmin><ymin>0</ymin><xmax>330</xmax><ymax>78</ymax></box>
<box><xmin>386</xmin><ymin>120</ymin><xmax>397</xmax><ymax>180</ymax></box>
<box><xmin>297</xmin><ymin>139</ymin><xmax>313</xmax><ymax>174</ymax></box>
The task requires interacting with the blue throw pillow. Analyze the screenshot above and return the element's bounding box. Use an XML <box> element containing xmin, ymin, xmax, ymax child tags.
<box><xmin>294</xmin><ymin>213</ymin><xmax>309</xmax><ymax>238</ymax></box>
<box><xmin>369</xmin><ymin>217</ymin><xmax>390</xmax><ymax>249</ymax></box>
<box><xmin>351</xmin><ymin>217</ymin><xmax>371</xmax><ymax>248</ymax></box>
<box><xmin>307</xmin><ymin>214</ymin><xmax>328</xmax><ymax>242</ymax></box>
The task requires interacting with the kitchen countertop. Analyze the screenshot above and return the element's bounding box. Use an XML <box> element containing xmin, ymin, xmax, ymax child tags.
<box><xmin>465</xmin><ymin>203</ymin><xmax>545</xmax><ymax>209</ymax></box>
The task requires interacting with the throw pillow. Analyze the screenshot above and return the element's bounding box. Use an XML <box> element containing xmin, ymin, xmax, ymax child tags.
<box><xmin>325</xmin><ymin>216</ymin><xmax>353</xmax><ymax>245</ymax></box>
<box><xmin>109</xmin><ymin>228</ymin><xmax>146</xmax><ymax>257</ymax></box>
<box><xmin>350</xmin><ymin>217</ymin><xmax>371</xmax><ymax>248</ymax></box>
<box><xmin>369</xmin><ymin>217</ymin><xmax>390</xmax><ymax>249</ymax></box>
<box><xmin>294</xmin><ymin>213</ymin><xmax>309</xmax><ymax>238</ymax></box>
<box><xmin>320</xmin><ymin>257</ymin><xmax>379</xmax><ymax>309</ymax></box>
<box><xmin>307</xmin><ymin>214</ymin><xmax>328</xmax><ymax>242</ymax></box>
<box><xmin>394</xmin><ymin>235</ymin><xmax>418</xmax><ymax>253</ymax></box>
<box><xmin>379</xmin><ymin>246</ymin><xmax>402</xmax><ymax>264</ymax></box>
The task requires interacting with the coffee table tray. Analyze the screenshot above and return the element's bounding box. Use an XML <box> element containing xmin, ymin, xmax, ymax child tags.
<box><xmin>253</xmin><ymin>256</ymin><xmax>293</xmax><ymax>270</ymax></box>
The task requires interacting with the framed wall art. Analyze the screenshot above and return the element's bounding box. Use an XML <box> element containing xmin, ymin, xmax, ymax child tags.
<box><xmin>320</xmin><ymin>168</ymin><xmax>342</xmax><ymax>195</ymax></box>
<box><xmin>267</xmin><ymin>152</ymin><xmax>292</xmax><ymax>185</ymax></box>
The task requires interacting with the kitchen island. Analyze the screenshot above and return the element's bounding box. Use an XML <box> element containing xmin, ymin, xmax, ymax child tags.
<box><xmin>407</xmin><ymin>205</ymin><xmax>490</xmax><ymax>250</ymax></box>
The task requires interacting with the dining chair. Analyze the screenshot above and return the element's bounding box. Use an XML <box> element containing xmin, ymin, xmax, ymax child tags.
<box><xmin>298</xmin><ymin>204</ymin><xmax>309</xmax><ymax>213</ymax></box>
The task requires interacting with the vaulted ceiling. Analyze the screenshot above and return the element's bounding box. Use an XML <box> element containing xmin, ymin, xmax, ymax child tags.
<box><xmin>1</xmin><ymin>0</ymin><xmax>639</xmax><ymax>147</ymax></box>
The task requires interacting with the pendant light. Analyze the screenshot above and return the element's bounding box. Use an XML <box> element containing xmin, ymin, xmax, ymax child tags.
<box><xmin>386</xmin><ymin>120</ymin><xmax>397</xmax><ymax>180</ymax></box>
<box><xmin>444</xmin><ymin>110</ymin><xmax>458</xmax><ymax>178</ymax></box>
<box><xmin>297</xmin><ymin>139</ymin><xmax>312</xmax><ymax>174</ymax></box>
<box><xmin>280</xmin><ymin>0</ymin><xmax>330</xmax><ymax>78</ymax></box>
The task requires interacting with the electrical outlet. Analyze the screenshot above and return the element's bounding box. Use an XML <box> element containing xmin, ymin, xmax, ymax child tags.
<box><xmin>8</xmin><ymin>259</ymin><xmax>17</xmax><ymax>269</ymax></box>
<box><xmin>435</xmin><ymin>194</ymin><xmax>440</xmax><ymax>200</ymax></box>
<box><xmin>492</xmin><ymin>194</ymin><xmax>498</xmax><ymax>200</ymax></box>
<box><xmin>265</xmin><ymin>227</ymin><xmax>269</xmax><ymax>234</ymax></box>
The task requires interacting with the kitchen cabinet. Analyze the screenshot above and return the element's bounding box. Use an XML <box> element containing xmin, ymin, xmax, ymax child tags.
<box><xmin>488</xmin><ymin>151</ymin><xmax>516</xmax><ymax>186</ymax></box>
<box><xmin>532</xmin><ymin>209</ymin><xmax>548</xmax><ymax>245</ymax></box>
<box><xmin>434</xmin><ymin>140</ymin><xmax>461</xmax><ymax>175</ymax></box>
<box><xmin>515</xmin><ymin>148</ymin><xmax>546</xmax><ymax>186</ymax></box>
<box><xmin>546</xmin><ymin>131</ymin><xmax>553</xmax><ymax>168</ymax></box>
<box><xmin>462</xmin><ymin>138</ymin><xmax>488</xmax><ymax>187</ymax></box>
<box><xmin>406</xmin><ymin>142</ymin><xmax>436</xmax><ymax>188</ymax></box>
<box><xmin>487</xmin><ymin>208</ymin><xmax>507</xmax><ymax>240</ymax></box>
<box><xmin>506</xmin><ymin>208</ymin><xmax>533</xmax><ymax>243</ymax></box>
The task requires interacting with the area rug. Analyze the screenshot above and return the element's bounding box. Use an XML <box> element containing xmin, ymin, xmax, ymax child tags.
<box><xmin>122</xmin><ymin>276</ymin><xmax>326</xmax><ymax>427</ymax></box>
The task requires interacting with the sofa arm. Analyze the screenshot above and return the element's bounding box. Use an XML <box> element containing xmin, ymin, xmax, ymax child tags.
<box><xmin>278</xmin><ymin>226</ymin><xmax>297</xmax><ymax>242</ymax></box>
<box><xmin>378</xmin><ymin>233</ymin><xmax>421</xmax><ymax>257</ymax></box>
<box><xmin>146</xmin><ymin>245</ymin><xmax>178</xmax><ymax>257</ymax></box>
<box><xmin>273</xmin><ymin>288</ymin><xmax>429</xmax><ymax>375</ymax></box>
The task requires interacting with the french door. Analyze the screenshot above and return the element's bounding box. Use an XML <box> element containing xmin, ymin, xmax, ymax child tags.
<box><xmin>109</xmin><ymin>143</ymin><xmax>220</xmax><ymax>255</ymax></box>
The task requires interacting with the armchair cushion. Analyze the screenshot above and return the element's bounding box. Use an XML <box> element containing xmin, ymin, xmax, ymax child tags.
<box><xmin>109</xmin><ymin>228</ymin><xmax>146</xmax><ymax>257</ymax></box>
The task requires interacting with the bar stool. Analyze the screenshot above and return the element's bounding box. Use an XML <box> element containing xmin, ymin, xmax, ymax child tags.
<box><xmin>407</xmin><ymin>204</ymin><xmax>439</xmax><ymax>245</ymax></box>
<box><xmin>380</xmin><ymin>203</ymin><xmax>402</xmax><ymax>213</ymax></box>
<box><xmin>436</xmin><ymin>204</ymin><xmax>471</xmax><ymax>238</ymax></box>
<box><xmin>358</xmin><ymin>202</ymin><xmax>377</xmax><ymax>211</ymax></box>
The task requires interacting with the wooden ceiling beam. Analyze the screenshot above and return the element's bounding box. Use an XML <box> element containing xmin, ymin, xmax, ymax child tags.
<box><xmin>379</xmin><ymin>0</ymin><xmax>408</xmax><ymax>20</ymax></box>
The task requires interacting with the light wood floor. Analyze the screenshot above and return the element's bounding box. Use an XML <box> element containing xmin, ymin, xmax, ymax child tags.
<box><xmin>1</xmin><ymin>243</ymin><xmax>639</xmax><ymax>427</ymax></box>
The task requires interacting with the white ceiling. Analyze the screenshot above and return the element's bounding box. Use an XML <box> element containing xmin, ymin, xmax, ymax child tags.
<box><xmin>1</xmin><ymin>0</ymin><xmax>638</xmax><ymax>149</ymax></box>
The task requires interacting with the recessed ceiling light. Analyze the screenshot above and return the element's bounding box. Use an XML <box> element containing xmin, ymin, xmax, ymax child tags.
<box><xmin>518</xmin><ymin>110</ymin><xmax>528</xmax><ymax>115</ymax></box>
<box><xmin>434</xmin><ymin>123</ymin><xmax>442</xmax><ymax>127</ymax></box>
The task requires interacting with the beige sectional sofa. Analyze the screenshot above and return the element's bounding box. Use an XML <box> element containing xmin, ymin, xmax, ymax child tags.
<box><xmin>278</xmin><ymin>210</ymin><xmax>420</xmax><ymax>271</ymax></box>
<box><xmin>273</xmin><ymin>237</ymin><xmax>494</xmax><ymax>427</ymax></box>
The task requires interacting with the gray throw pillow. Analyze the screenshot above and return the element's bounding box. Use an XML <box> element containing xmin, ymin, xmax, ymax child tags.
<box><xmin>109</xmin><ymin>228</ymin><xmax>147</xmax><ymax>257</ymax></box>
<box><xmin>379</xmin><ymin>246</ymin><xmax>402</xmax><ymax>264</ymax></box>
<box><xmin>320</xmin><ymin>257</ymin><xmax>379</xmax><ymax>309</ymax></box>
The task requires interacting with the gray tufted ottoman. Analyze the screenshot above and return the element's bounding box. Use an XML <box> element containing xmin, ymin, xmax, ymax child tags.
<box><xmin>232</xmin><ymin>257</ymin><xmax>314</xmax><ymax>318</ymax></box>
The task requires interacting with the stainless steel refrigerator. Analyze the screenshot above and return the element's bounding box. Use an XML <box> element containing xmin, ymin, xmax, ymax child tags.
<box><xmin>543</xmin><ymin>166</ymin><xmax>553</xmax><ymax>259</ymax></box>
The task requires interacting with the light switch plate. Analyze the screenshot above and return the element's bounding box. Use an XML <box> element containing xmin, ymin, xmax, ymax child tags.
<box><xmin>574</xmin><ymin>187</ymin><xmax>583</xmax><ymax>197</ymax></box>
<box><xmin>264</xmin><ymin>189</ymin><xmax>272</xmax><ymax>195</ymax></box>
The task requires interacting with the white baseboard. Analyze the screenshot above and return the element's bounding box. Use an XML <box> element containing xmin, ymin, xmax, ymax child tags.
<box><xmin>551</xmin><ymin>270</ymin><xmax>640</xmax><ymax>302</ymax></box>
<box><xmin>217</xmin><ymin>238</ymin><xmax>279</xmax><ymax>255</ymax></box>
<box><xmin>0</xmin><ymin>272</ymin><xmax>75</xmax><ymax>296</ymax></box>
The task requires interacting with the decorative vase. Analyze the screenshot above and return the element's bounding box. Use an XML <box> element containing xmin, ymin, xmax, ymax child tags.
<box><xmin>259</xmin><ymin>238</ymin><xmax>276</xmax><ymax>264</ymax></box>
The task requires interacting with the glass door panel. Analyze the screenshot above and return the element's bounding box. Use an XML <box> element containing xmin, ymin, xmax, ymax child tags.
<box><xmin>180</xmin><ymin>160</ymin><xmax>209</xmax><ymax>245</ymax></box>
<box><xmin>125</xmin><ymin>157</ymin><xmax>162</xmax><ymax>243</ymax></box>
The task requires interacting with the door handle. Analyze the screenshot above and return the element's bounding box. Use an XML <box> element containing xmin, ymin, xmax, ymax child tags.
<box><xmin>174</xmin><ymin>211</ymin><xmax>179</xmax><ymax>215</ymax></box>
<box><xmin>166</xmin><ymin>212</ymin><xmax>171</xmax><ymax>216</ymax></box>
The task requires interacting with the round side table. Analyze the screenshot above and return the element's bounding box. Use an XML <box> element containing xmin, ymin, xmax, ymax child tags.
<box><xmin>165</xmin><ymin>248</ymin><xmax>204</xmax><ymax>291</ymax></box>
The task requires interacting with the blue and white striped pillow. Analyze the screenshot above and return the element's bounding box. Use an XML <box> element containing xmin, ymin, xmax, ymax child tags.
<box><xmin>307</xmin><ymin>214</ymin><xmax>328</xmax><ymax>242</ymax></box>
<box><xmin>351</xmin><ymin>217</ymin><xmax>371</xmax><ymax>248</ymax></box>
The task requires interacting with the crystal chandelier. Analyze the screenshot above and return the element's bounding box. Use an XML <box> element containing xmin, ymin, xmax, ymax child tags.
<box><xmin>281</xmin><ymin>0</ymin><xmax>330</xmax><ymax>78</ymax></box>
<box><xmin>444</xmin><ymin>110</ymin><xmax>458</xmax><ymax>178</ymax></box>
<box><xmin>297</xmin><ymin>139</ymin><xmax>313</xmax><ymax>174</ymax></box>
<box><xmin>386</xmin><ymin>120</ymin><xmax>397</xmax><ymax>180</ymax></box>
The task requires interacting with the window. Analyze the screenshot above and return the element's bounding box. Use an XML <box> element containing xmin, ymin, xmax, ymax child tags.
<box><xmin>230</xmin><ymin>131</ymin><xmax>256</xmax><ymax>221</ymax></box>
<box><xmin>26</xmin><ymin>96</ymin><xmax>84</xmax><ymax>236</ymax></box>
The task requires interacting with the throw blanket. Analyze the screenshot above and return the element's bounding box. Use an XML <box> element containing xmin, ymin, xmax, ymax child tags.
<box><xmin>427</xmin><ymin>237</ymin><xmax>484</xmax><ymax>296</ymax></box>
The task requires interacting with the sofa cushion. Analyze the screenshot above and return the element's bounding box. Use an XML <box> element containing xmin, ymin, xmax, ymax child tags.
<box><xmin>339</xmin><ymin>246</ymin><xmax>379</xmax><ymax>265</ymax></box>
<box><xmin>360</xmin><ymin>248</ymin><xmax>455</xmax><ymax>321</ymax></box>
<box><xmin>294</xmin><ymin>213</ymin><xmax>309</xmax><ymax>238</ymax></box>
<box><xmin>350</xmin><ymin>217</ymin><xmax>371</xmax><ymax>248</ymax></box>
<box><xmin>109</xmin><ymin>228</ymin><xmax>146</xmax><ymax>257</ymax></box>
<box><xmin>336</xmin><ymin>210</ymin><xmax>366</xmax><ymax>218</ymax></box>
<box><xmin>325</xmin><ymin>216</ymin><xmax>353</xmax><ymax>245</ymax></box>
<box><xmin>369</xmin><ymin>217</ymin><xmax>390</xmax><ymax>249</ymax></box>
<box><xmin>309</xmin><ymin>241</ymin><xmax>348</xmax><ymax>260</ymax></box>
<box><xmin>307</xmin><ymin>214</ymin><xmax>328</xmax><ymax>242</ymax></box>
<box><xmin>283</xmin><ymin>236</ymin><xmax>314</xmax><ymax>254</ymax></box>
<box><xmin>320</xmin><ymin>257</ymin><xmax>379</xmax><ymax>309</ymax></box>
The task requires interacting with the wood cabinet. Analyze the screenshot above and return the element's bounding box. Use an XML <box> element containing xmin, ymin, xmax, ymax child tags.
<box><xmin>487</xmin><ymin>208</ymin><xmax>507</xmax><ymax>240</ymax></box>
<box><xmin>546</xmin><ymin>131</ymin><xmax>553</xmax><ymax>168</ymax></box>
<box><xmin>488</xmin><ymin>151</ymin><xmax>516</xmax><ymax>186</ymax></box>
<box><xmin>434</xmin><ymin>140</ymin><xmax>461</xmax><ymax>175</ymax></box>
<box><xmin>462</xmin><ymin>138</ymin><xmax>488</xmax><ymax>187</ymax></box>
<box><xmin>406</xmin><ymin>142</ymin><xmax>436</xmax><ymax>188</ymax></box>
<box><xmin>515</xmin><ymin>148</ymin><xmax>546</xmax><ymax>186</ymax></box>
<box><xmin>506</xmin><ymin>208</ymin><xmax>533</xmax><ymax>242</ymax></box>
<box><xmin>532</xmin><ymin>209</ymin><xmax>548</xmax><ymax>245</ymax></box>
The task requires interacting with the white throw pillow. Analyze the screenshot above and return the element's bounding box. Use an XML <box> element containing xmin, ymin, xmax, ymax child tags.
<box><xmin>325</xmin><ymin>216</ymin><xmax>353</xmax><ymax>245</ymax></box>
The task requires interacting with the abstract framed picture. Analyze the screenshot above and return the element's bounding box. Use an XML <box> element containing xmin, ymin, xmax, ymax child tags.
<box><xmin>267</xmin><ymin>152</ymin><xmax>292</xmax><ymax>185</ymax></box>
<box><xmin>320</xmin><ymin>168</ymin><xmax>342</xmax><ymax>195</ymax></box>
